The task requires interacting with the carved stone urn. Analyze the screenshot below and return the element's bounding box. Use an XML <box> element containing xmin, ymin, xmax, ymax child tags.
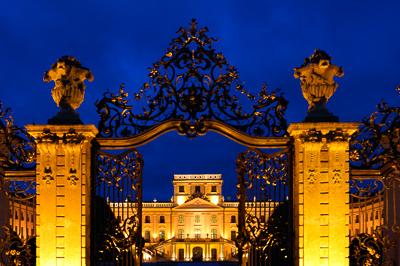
<box><xmin>44</xmin><ymin>56</ymin><xmax>93</xmax><ymax>124</ymax></box>
<box><xmin>294</xmin><ymin>49</ymin><xmax>343</xmax><ymax>122</ymax></box>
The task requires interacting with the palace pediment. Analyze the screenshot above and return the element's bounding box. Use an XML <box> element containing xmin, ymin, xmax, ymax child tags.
<box><xmin>173</xmin><ymin>197</ymin><xmax>222</xmax><ymax>211</ymax></box>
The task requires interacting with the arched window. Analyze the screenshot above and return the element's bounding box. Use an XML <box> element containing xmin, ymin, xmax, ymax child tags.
<box><xmin>211</xmin><ymin>229</ymin><xmax>217</xmax><ymax>239</ymax></box>
<box><xmin>194</xmin><ymin>229</ymin><xmax>201</xmax><ymax>238</ymax></box>
<box><xmin>159</xmin><ymin>230</ymin><xmax>165</xmax><ymax>241</ymax></box>
<box><xmin>178</xmin><ymin>229</ymin><xmax>184</xmax><ymax>239</ymax></box>
<box><xmin>144</xmin><ymin>230</ymin><xmax>150</xmax><ymax>241</ymax></box>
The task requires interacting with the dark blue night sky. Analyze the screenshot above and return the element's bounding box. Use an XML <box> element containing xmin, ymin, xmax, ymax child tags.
<box><xmin>1</xmin><ymin>1</ymin><xmax>399</xmax><ymax>200</ymax></box>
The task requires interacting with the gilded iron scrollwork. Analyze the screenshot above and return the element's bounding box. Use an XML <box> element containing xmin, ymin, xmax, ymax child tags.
<box><xmin>350</xmin><ymin>227</ymin><xmax>387</xmax><ymax>266</ymax></box>
<box><xmin>94</xmin><ymin>149</ymin><xmax>143</xmax><ymax>263</ymax></box>
<box><xmin>0</xmin><ymin>101</ymin><xmax>36</xmax><ymax>201</ymax></box>
<box><xmin>236</xmin><ymin>148</ymin><xmax>290</xmax><ymax>265</ymax></box>
<box><xmin>0</xmin><ymin>226</ymin><xmax>36</xmax><ymax>266</ymax></box>
<box><xmin>0</xmin><ymin>102</ymin><xmax>36</xmax><ymax>265</ymax></box>
<box><xmin>96</xmin><ymin>19</ymin><xmax>288</xmax><ymax>138</ymax></box>
<box><xmin>350</xmin><ymin>96</ymin><xmax>400</xmax><ymax>170</ymax></box>
<box><xmin>0</xmin><ymin>101</ymin><xmax>36</xmax><ymax>171</ymax></box>
<box><xmin>349</xmin><ymin>89</ymin><xmax>400</xmax><ymax>265</ymax></box>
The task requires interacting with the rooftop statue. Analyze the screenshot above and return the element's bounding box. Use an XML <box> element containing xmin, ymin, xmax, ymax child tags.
<box><xmin>44</xmin><ymin>56</ymin><xmax>93</xmax><ymax>124</ymax></box>
<box><xmin>294</xmin><ymin>49</ymin><xmax>343</xmax><ymax>122</ymax></box>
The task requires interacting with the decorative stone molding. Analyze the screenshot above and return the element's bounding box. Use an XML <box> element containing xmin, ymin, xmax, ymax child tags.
<box><xmin>300</xmin><ymin>128</ymin><xmax>351</xmax><ymax>143</ymax></box>
<box><xmin>42</xmin><ymin>165</ymin><xmax>54</xmax><ymax>184</ymax></box>
<box><xmin>36</xmin><ymin>128</ymin><xmax>85</xmax><ymax>144</ymax></box>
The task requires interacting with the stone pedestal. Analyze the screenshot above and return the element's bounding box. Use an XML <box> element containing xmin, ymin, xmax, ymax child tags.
<box><xmin>288</xmin><ymin>122</ymin><xmax>358</xmax><ymax>266</ymax></box>
<box><xmin>26</xmin><ymin>125</ymin><xmax>98</xmax><ymax>266</ymax></box>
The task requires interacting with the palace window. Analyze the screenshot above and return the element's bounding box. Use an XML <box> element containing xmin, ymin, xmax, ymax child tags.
<box><xmin>15</xmin><ymin>210</ymin><xmax>18</xmax><ymax>219</ymax></box>
<box><xmin>194</xmin><ymin>229</ymin><xmax>201</xmax><ymax>239</ymax></box>
<box><xmin>20</xmin><ymin>212</ymin><xmax>24</xmax><ymax>221</ymax></box>
<box><xmin>195</xmin><ymin>186</ymin><xmax>201</xmax><ymax>193</ymax></box>
<box><xmin>211</xmin><ymin>215</ymin><xmax>217</xmax><ymax>223</ymax></box>
<box><xmin>230</xmin><ymin>230</ymin><xmax>236</xmax><ymax>240</ymax></box>
<box><xmin>145</xmin><ymin>215</ymin><xmax>151</xmax><ymax>223</ymax></box>
<box><xmin>230</xmin><ymin>215</ymin><xmax>236</xmax><ymax>223</ymax></box>
<box><xmin>144</xmin><ymin>230</ymin><xmax>150</xmax><ymax>241</ymax></box>
<box><xmin>160</xmin><ymin>216</ymin><xmax>165</xmax><ymax>223</ymax></box>
<box><xmin>260</xmin><ymin>215</ymin><xmax>265</xmax><ymax>223</ymax></box>
<box><xmin>211</xmin><ymin>186</ymin><xmax>217</xmax><ymax>192</ymax></box>
<box><xmin>355</xmin><ymin>215</ymin><xmax>359</xmax><ymax>223</ymax></box>
<box><xmin>159</xmin><ymin>230</ymin><xmax>165</xmax><ymax>241</ymax></box>
<box><xmin>211</xmin><ymin>229</ymin><xmax>217</xmax><ymax>239</ymax></box>
<box><xmin>179</xmin><ymin>186</ymin><xmax>184</xmax><ymax>193</ymax></box>
<box><xmin>375</xmin><ymin>211</ymin><xmax>379</xmax><ymax>220</ymax></box>
<box><xmin>178</xmin><ymin>229</ymin><xmax>184</xmax><ymax>239</ymax></box>
<box><xmin>195</xmin><ymin>215</ymin><xmax>200</xmax><ymax>223</ymax></box>
<box><xmin>370</xmin><ymin>212</ymin><xmax>373</xmax><ymax>221</ymax></box>
<box><xmin>178</xmin><ymin>215</ymin><xmax>184</xmax><ymax>224</ymax></box>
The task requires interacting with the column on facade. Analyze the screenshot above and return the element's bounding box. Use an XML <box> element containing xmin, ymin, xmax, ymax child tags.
<box><xmin>185</xmin><ymin>243</ymin><xmax>189</xmax><ymax>261</ymax></box>
<box><xmin>172</xmin><ymin>243</ymin><xmax>176</xmax><ymax>261</ymax></box>
<box><xmin>27</xmin><ymin>125</ymin><xmax>98</xmax><ymax>266</ymax></box>
<box><xmin>288</xmin><ymin>123</ymin><xmax>358</xmax><ymax>266</ymax></box>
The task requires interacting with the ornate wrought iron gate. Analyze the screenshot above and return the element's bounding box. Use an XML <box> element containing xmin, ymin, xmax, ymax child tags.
<box><xmin>236</xmin><ymin>148</ymin><xmax>292</xmax><ymax>266</ymax></box>
<box><xmin>91</xmin><ymin>149</ymin><xmax>143</xmax><ymax>265</ymax></box>
<box><xmin>93</xmin><ymin>20</ymin><xmax>291</xmax><ymax>265</ymax></box>
<box><xmin>349</xmin><ymin>98</ymin><xmax>400</xmax><ymax>265</ymax></box>
<box><xmin>0</xmin><ymin>102</ymin><xmax>36</xmax><ymax>266</ymax></box>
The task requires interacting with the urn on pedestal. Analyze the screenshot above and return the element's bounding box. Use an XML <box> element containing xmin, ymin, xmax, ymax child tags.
<box><xmin>44</xmin><ymin>56</ymin><xmax>94</xmax><ymax>124</ymax></box>
<box><xmin>294</xmin><ymin>49</ymin><xmax>343</xmax><ymax>122</ymax></box>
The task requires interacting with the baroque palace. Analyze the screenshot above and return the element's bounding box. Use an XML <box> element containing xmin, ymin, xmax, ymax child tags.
<box><xmin>7</xmin><ymin>172</ymin><xmax>385</xmax><ymax>262</ymax></box>
<box><xmin>112</xmin><ymin>174</ymin><xmax>253</xmax><ymax>262</ymax></box>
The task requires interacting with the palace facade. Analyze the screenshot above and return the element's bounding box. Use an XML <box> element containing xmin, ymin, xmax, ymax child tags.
<box><xmin>112</xmin><ymin>174</ymin><xmax>244</xmax><ymax>262</ymax></box>
<box><xmin>6</xmin><ymin>173</ymin><xmax>386</xmax><ymax>262</ymax></box>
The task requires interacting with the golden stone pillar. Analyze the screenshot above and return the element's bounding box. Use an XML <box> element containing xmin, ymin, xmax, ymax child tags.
<box><xmin>26</xmin><ymin>125</ymin><xmax>98</xmax><ymax>266</ymax></box>
<box><xmin>288</xmin><ymin>123</ymin><xmax>358</xmax><ymax>266</ymax></box>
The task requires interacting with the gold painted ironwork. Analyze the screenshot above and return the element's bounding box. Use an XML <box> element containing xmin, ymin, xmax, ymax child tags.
<box><xmin>96</xmin><ymin>119</ymin><xmax>290</xmax><ymax>149</ymax></box>
<box><xmin>349</xmin><ymin>89</ymin><xmax>400</xmax><ymax>265</ymax></box>
<box><xmin>96</xmin><ymin>20</ymin><xmax>288</xmax><ymax>140</ymax></box>
<box><xmin>236</xmin><ymin>148</ymin><xmax>291</xmax><ymax>266</ymax></box>
<box><xmin>93</xmin><ymin>149</ymin><xmax>143</xmax><ymax>265</ymax></box>
<box><xmin>0</xmin><ymin>103</ymin><xmax>37</xmax><ymax>265</ymax></box>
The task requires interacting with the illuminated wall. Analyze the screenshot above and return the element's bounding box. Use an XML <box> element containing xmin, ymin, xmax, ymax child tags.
<box><xmin>27</xmin><ymin>125</ymin><xmax>97</xmax><ymax>266</ymax></box>
<box><xmin>289</xmin><ymin>123</ymin><xmax>358</xmax><ymax>266</ymax></box>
